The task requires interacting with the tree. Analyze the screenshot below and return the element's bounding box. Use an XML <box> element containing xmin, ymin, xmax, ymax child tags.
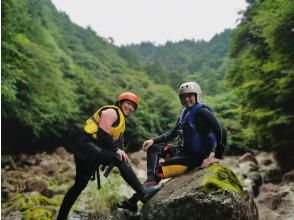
<box><xmin>227</xmin><ymin>0</ymin><xmax>294</xmax><ymax>172</ymax></box>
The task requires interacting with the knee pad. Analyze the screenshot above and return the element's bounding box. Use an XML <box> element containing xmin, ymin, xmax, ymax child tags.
<box><xmin>161</xmin><ymin>165</ymin><xmax>188</xmax><ymax>178</ymax></box>
<box><xmin>160</xmin><ymin>144</ymin><xmax>177</xmax><ymax>159</ymax></box>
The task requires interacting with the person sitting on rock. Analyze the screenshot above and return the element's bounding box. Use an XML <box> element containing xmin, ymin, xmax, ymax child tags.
<box><xmin>57</xmin><ymin>92</ymin><xmax>161</xmax><ymax>219</ymax></box>
<box><xmin>118</xmin><ymin>82</ymin><xmax>227</xmax><ymax>211</ymax></box>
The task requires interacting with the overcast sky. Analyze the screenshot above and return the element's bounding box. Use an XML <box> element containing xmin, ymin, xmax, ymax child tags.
<box><xmin>51</xmin><ymin>0</ymin><xmax>248</xmax><ymax>46</ymax></box>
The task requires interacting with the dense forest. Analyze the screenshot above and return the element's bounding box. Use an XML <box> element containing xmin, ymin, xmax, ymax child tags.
<box><xmin>228</xmin><ymin>0</ymin><xmax>294</xmax><ymax>172</ymax></box>
<box><xmin>2</xmin><ymin>0</ymin><xmax>293</xmax><ymax>172</ymax></box>
<box><xmin>2</xmin><ymin>0</ymin><xmax>181</xmax><ymax>153</ymax></box>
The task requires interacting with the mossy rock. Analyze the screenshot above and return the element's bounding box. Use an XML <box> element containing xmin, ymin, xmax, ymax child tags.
<box><xmin>202</xmin><ymin>164</ymin><xmax>244</xmax><ymax>195</ymax></box>
<box><xmin>23</xmin><ymin>207</ymin><xmax>54</xmax><ymax>220</ymax></box>
<box><xmin>2</xmin><ymin>192</ymin><xmax>62</xmax><ymax>220</ymax></box>
<box><xmin>140</xmin><ymin>163</ymin><xmax>258</xmax><ymax>220</ymax></box>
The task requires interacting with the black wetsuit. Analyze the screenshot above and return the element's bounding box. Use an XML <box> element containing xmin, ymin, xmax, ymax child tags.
<box><xmin>147</xmin><ymin>106</ymin><xmax>227</xmax><ymax>182</ymax></box>
<box><xmin>57</xmin><ymin>129</ymin><xmax>144</xmax><ymax>219</ymax></box>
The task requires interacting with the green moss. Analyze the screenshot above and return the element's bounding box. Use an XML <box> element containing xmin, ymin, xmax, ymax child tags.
<box><xmin>23</xmin><ymin>207</ymin><xmax>53</xmax><ymax>220</ymax></box>
<box><xmin>3</xmin><ymin>192</ymin><xmax>61</xmax><ymax>219</ymax></box>
<box><xmin>202</xmin><ymin>164</ymin><xmax>243</xmax><ymax>196</ymax></box>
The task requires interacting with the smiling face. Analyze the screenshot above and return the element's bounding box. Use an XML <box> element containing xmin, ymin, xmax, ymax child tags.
<box><xmin>180</xmin><ymin>93</ymin><xmax>197</xmax><ymax>108</ymax></box>
<box><xmin>120</xmin><ymin>100</ymin><xmax>136</xmax><ymax>117</ymax></box>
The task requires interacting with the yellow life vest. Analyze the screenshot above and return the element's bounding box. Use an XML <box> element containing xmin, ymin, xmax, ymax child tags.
<box><xmin>83</xmin><ymin>105</ymin><xmax>125</xmax><ymax>141</ymax></box>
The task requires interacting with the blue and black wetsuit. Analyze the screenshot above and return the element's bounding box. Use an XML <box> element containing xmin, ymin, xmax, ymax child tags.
<box><xmin>146</xmin><ymin>103</ymin><xmax>227</xmax><ymax>182</ymax></box>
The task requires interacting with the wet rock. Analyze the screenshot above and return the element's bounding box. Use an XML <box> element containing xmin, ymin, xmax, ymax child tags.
<box><xmin>54</xmin><ymin>147</ymin><xmax>71</xmax><ymax>160</ymax></box>
<box><xmin>129</xmin><ymin>150</ymin><xmax>147</xmax><ymax>180</ymax></box>
<box><xmin>255</xmin><ymin>183</ymin><xmax>294</xmax><ymax>220</ymax></box>
<box><xmin>140</xmin><ymin>164</ymin><xmax>258</xmax><ymax>220</ymax></box>
<box><xmin>67</xmin><ymin>210</ymin><xmax>89</xmax><ymax>220</ymax></box>
<box><xmin>107</xmin><ymin>209</ymin><xmax>140</xmax><ymax>220</ymax></box>
<box><xmin>1</xmin><ymin>210</ymin><xmax>23</xmax><ymax>220</ymax></box>
<box><xmin>260</xmin><ymin>159</ymin><xmax>272</xmax><ymax>166</ymax></box>
<box><xmin>248</xmin><ymin>171</ymin><xmax>263</xmax><ymax>197</ymax></box>
<box><xmin>41</xmin><ymin>188</ymin><xmax>55</xmax><ymax>198</ymax></box>
<box><xmin>1</xmin><ymin>155</ymin><xmax>17</xmax><ymax>170</ymax></box>
<box><xmin>16</xmin><ymin>153</ymin><xmax>30</xmax><ymax>163</ymax></box>
<box><xmin>239</xmin><ymin>152</ymin><xmax>259</xmax><ymax>165</ymax></box>
<box><xmin>263</xmin><ymin>164</ymin><xmax>282</xmax><ymax>184</ymax></box>
<box><xmin>256</xmin><ymin>191</ymin><xmax>286</xmax><ymax>210</ymax></box>
<box><xmin>16</xmin><ymin>153</ymin><xmax>39</xmax><ymax>166</ymax></box>
<box><xmin>25</xmin><ymin>178</ymin><xmax>48</xmax><ymax>193</ymax></box>
<box><xmin>239</xmin><ymin>161</ymin><xmax>259</xmax><ymax>176</ymax></box>
<box><xmin>209</xmin><ymin>152</ymin><xmax>294</xmax><ymax>220</ymax></box>
<box><xmin>259</xmin><ymin>183</ymin><xmax>279</xmax><ymax>193</ymax></box>
<box><xmin>281</xmin><ymin>169</ymin><xmax>294</xmax><ymax>184</ymax></box>
<box><xmin>40</xmin><ymin>159</ymin><xmax>58</xmax><ymax>175</ymax></box>
<box><xmin>256</xmin><ymin>152</ymin><xmax>275</xmax><ymax>166</ymax></box>
<box><xmin>129</xmin><ymin>150</ymin><xmax>147</xmax><ymax>169</ymax></box>
<box><xmin>1</xmin><ymin>187</ymin><xmax>11</xmax><ymax>201</ymax></box>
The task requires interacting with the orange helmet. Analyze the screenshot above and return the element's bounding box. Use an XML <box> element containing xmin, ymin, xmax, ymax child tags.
<box><xmin>117</xmin><ymin>92</ymin><xmax>139</xmax><ymax>107</ymax></box>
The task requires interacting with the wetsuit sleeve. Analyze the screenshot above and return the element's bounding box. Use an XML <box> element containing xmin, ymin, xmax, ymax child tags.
<box><xmin>197</xmin><ymin>108</ymin><xmax>226</xmax><ymax>157</ymax></box>
<box><xmin>152</xmin><ymin>118</ymin><xmax>180</xmax><ymax>144</ymax></box>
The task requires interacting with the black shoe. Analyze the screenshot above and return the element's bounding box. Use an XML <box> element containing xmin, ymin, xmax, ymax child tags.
<box><xmin>117</xmin><ymin>198</ymin><xmax>138</xmax><ymax>212</ymax></box>
<box><xmin>140</xmin><ymin>184</ymin><xmax>162</xmax><ymax>203</ymax></box>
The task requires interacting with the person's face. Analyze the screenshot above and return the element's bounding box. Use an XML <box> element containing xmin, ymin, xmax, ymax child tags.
<box><xmin>120</xmin><ymin>100</ymin><xmax>136</xmax><ymax>117</ymax></box>
<box><xmin>180</xmin><ymin>93</ymin><xmax>197</xmax><ymax>108</ymax></box>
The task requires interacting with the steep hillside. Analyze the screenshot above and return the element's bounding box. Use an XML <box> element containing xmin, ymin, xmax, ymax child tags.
<box><xmin>121</xmin><ymin>29</ymin><xmax>232</xmax><ymax>94</ymax></box>
<box><xmin>1</xmin><ymin>0</ymin><xmax>180</xmax><ymax>153</ymax></box>
<box><xmin>226</xmin><ymin>0</ymin><xmax>294</xmax><ymax>172</ymax></box>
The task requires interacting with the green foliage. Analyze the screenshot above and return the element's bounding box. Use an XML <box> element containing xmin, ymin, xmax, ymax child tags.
<box><xmin>117</xmin><ymin>46</ymin><xmax>141</xmax><ymax>69</ymax></box>
<box><xmin>2</xmin><ymin>0</ymin><xmax>233</xmax><ymax>153</ymax></box>
<box><xmin>227</xmin><ymin>0</ymin><xmax>294</xmax><ymax>171</ymax></box>
<box><xmin>127</xmin><ymin>30</ymin><xmax>233</xmax><ymax>93</ymax></box>
<box><xmin>1</xmin><ymin>0</ymin><xmax>179</xmax><ymax>152</ymax></box>
<box><xmin>1</xmin><ymin>0</ymin><xmax>234</xmax><ymax>154</ymax></box>
<box><xmin>78</xmin><ymin>172</ymin><xmax>133</xmax><ymax>218</ymax></box>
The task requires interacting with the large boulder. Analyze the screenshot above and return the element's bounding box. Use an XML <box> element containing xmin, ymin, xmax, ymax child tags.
<box><xmin>140</xmin><ymin>164</ymin><xmax>258</xmax><ymax>220</ymax></box>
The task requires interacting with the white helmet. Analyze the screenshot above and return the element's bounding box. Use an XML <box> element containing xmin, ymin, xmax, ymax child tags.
<box><xmin>178</xmin><ymin>81</ymin><xmax>202</xmax><ymax>102</ymax></box>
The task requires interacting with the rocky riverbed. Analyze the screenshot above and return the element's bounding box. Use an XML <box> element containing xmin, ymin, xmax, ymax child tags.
<box><xmin>1</xmin><ymin>148</ymin><xmax>293</xmax><ymax>219</ymax></box>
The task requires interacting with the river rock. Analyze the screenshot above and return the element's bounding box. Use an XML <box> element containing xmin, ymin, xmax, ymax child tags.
<box><xmin>263</xmin><ymin>164</ymin><xmax>282</xmax><ymax>184</ymax></box>
<box><xmin>140</xmin><ymin>164</ymin><xmax>258</xmax><ymax>220</ymax></box>
<box><xmin>25</xmin><ymin>178</ymin><xmax>48</xmax><ymax>193</ymax></box>
<box><xmin>255</xmin><ymin>182</ymin><xmax>294</xmax><ymax>220</ymax></box>
<box><xmin>40</xmin><ymin>159</ymin><xmax>58</xmax><ymax>175</ymax></box>
<box><xmin>239</xmin><ymin>152</ymin><xmax>259</xmax><ymax>165</ymax></box>
<box><xmin>281</xmin><ymin>169</ymin><xmax>294</xmax><ymax>184</ymax></box>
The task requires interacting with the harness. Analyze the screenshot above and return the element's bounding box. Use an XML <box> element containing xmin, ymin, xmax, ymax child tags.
<box><xmin>90</xmin><ymin>164</ymin><xmax>114</xmax><ymax>190</ymax></box>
